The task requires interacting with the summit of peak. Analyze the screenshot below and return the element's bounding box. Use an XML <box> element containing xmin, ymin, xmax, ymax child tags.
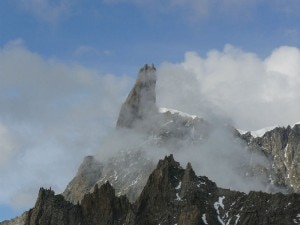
<box><xmin>116</xmin><ymin>64</ymin><xmax>158</xmax><ymax>128</ymax></box>
<box><xmin>136</xmin><ymin>63</ymin><xmax>157</xmax><ymax>84</ymax></box>
<box><xmin>139</xmin><ymin>63</ymin><xmax>156</xmax><ymax>72</ymax></box>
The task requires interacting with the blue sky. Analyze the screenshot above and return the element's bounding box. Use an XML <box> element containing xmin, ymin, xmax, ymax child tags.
<box><xmin>1</xmin><ymin>0</ymin><xmax>300</xmax><ymax>222</ymax></box>
<box><xmin>1</xmin><ymin>0</ymin><xmax>300</xmax><ymax>75</ymax></box>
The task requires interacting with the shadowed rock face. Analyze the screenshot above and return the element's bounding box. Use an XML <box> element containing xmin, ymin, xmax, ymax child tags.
<box><xmin>63</xmin><ymin>156</ymin><xmax>104</xmax><ymax>204</ymax></box>
<box><xmin>116</xmin><ymin>64</ymin><xmax>157</xmax><ymax>128</ymax></box>
<box><xmin>22</xmin><ymin>155</ymin><xmax>300</xmax><ymax>225</ymax></box>
<box><xmin>24</xmin><ymin>188</ymin><xmax>82</xmax><ymax>225</ymax></box>
<box><xmin>81</xmin><ymin>183</ymin><xmax>131</xmax><ymax>225</ymax></box>
<box><xmin>241</xmin><ymin>124</ymin><xmax>300</xmax><ymax>193</ymax></box>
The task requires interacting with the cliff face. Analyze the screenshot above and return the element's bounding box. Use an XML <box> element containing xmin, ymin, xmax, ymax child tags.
<box><xmin>132</xmin><ymin>155</ymin><xmax>221</xmax><ymax>225</ymax></box>
<box><xmin>116</xmin><ymin>64</ymin><xmax>157</xmax><ymax>129</ymax></box>
<box><xmin>22</xmin><ymin>155</ymin><xmax>300</xmax><ymax>225</ymax></box>
<box><xmin>24</xmin><ymin>188</ymin><xmax>82</xmax><ymax>225</ymax></box>
<box><xmin>63</xmin><ymin>155</ymin><xmax>104</xmax><ymax>204</ymax></box>
<box><xmin>241</xmin><ymin>124</ymin><xmax>300</xmax><ymax>193</ymax></box>
<box><xmin>81</xmin><ymin>182</ymin><xmax>131</xmax><ymax>225</ymax></box>
<box><xmin>25</xmin><ymin>184</ymin><xmax>131</xmax><ymax>225</ymax></box>
<box><xmin>63</xmin><ymin>150</ymin><xmax>155</xmax><ymax>204</ymax></box>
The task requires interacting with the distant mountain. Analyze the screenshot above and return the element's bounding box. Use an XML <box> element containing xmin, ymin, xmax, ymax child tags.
<box><xmin>2</xmin><ymin>64</ymin><xmax>300</xmax><ymax>225</ymax></box>
<box><xmin>239</xmin><ymin>124</ymin><xmax>300</xmax><ymax>193</ymax></box>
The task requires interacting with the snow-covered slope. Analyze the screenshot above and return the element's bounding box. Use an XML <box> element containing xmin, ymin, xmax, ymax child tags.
<box><xmin>237</xmin><ymin>125</ymin><xmax>279</xmax><ymax>138</ymax></box>
<box><xmin>159</xmin><ymin>107</ymin><xmax>198</xmax><ymax>119</ymax></box>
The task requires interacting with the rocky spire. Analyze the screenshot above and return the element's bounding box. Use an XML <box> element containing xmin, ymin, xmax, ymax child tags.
<box><xmin>116</xmin><ymin>64</ymin><xmax>157</xmax><ymax>128</ymax></box>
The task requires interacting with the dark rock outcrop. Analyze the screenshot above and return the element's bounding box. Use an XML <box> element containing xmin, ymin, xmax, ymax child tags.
<box><xmin>81</xmin><ymin>182</ymin><xmax>131</xmax><ymax>225</ymax></box>
<box><xmin>25</xmin><ymin>188</ymin><xmax>82</xmax><ymax>225</ymax></box>
<box><xmin>132</xmin><ymin>155</ymin><xmax>221</xmax><ymax>225</ymax></box>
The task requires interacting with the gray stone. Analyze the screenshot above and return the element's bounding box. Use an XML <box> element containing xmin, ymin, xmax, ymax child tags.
<box><xmin>116</xmin><ymin>64</ymin><xmax>157</xmax><ymax>129</ymax></box>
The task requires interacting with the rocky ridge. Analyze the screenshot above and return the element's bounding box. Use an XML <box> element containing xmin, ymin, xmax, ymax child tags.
<box><xmin>240</xmin><ymin>124</ymin><xmax>300</xmax><ymax>193</ymax></box>
<box><xmin>0</xmin><ymin>213</ymin><xmax>28</xmax><ymax>225</ymax></box>
<box><xmin>20</xmin><ymin>155</ymin><xmax>300</xmax><ymax>225</ymax></box>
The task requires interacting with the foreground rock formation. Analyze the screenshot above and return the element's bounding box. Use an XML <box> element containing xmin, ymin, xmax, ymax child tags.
<box><xmin>22</xmin><ymin>155</ymin><xmax>300</xmax><ymax>225</ymax></box>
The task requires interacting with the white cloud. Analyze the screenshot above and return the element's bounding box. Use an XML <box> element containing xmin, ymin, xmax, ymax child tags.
<box><xmin>0</xmin><ymin>40</ymin><xmax>132</xmax><ymax>209</ymax></box>
<box><xmin>0</xmin><ymin>124</ymin><xmax>17</xmax><ymax>168</ymax></box>
<box><xmin>157</xmin><ymin>44</ymin><xmax>300</xmax><ymax>130</ymax></box>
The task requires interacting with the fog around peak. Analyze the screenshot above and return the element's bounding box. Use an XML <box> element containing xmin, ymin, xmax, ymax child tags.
<box><xmin>157</xmin><ymin>45</ymin><xmax>300</xmax><ymax>130</ymax></box>
<box><xmin>0</xmin><ymin>41</ymin><xmax>299</xmax><ymax>218</ymax></box>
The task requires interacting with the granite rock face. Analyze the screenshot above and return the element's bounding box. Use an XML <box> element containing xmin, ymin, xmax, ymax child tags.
<box><xmin>241</xmin><ymin>124</ymin><xmax>300</xmax><ymax>193</ymax></box>
<box><xmin>24</xmin><ymin>188</ymin><xmax>82</xmax><ymax>225</ymax></box>
<box><xmin>116</xmin><ymin>64</ymin><xmax>157</xmax><ymax>129</ymax></box>
<box><xmin>63</xmin><ymin>155</ymin><xmax>103</xmax><ymax>204</ymax></box>
<box><xmin>24</xmin><ymin>183</ymin><xmax>131</xmax><ymax>225</ymax></box>
<box><xmin>63</xmin><ymin>150</ymin><xmax>155</xmax><ymax>204</ymax></box>
<box><xmin>0</xmin><ymin>213</ymin><xmax>28</xmax><ymax>225</ymax></box>
<box><xmin>20</xmin><ymin>155</ymin><xmax>300</xmax><ymax>225</ymax></box>
<box><xmin>81</xmin><ymin>182</ymin><xmax>131</xmax><ymax>225</ymax></box>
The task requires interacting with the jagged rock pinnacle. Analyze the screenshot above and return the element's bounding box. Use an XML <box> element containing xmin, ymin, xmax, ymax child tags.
<box><xmin>116</xmin><ymin>64</ymin><xmax>157</xmax><ymax>128</ymax></box>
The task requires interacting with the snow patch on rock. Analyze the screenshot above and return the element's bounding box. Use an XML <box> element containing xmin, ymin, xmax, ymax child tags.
<box><xmin>159</xmin><ymin>108</ymin><xmax>198</xmax><ymax>119</ymax></box>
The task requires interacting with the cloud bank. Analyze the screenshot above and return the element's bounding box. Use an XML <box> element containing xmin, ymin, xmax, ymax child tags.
<box><xmin>157</xmin><ymin>44</ymin><xmax>300</xmax><ymax>130</ymax></box>
<box><xmin>0</xmin><ymin>40</ymin><xmax>132</xmax><ymax>210</ymax></box>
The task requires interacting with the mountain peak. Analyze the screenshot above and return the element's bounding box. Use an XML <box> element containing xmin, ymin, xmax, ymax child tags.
<box><xmin>116</xmin><ymin>64</ymin><xmax>157</xmax><ymax>128</ymax></box>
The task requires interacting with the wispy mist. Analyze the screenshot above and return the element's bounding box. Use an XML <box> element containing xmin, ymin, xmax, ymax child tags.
<box><xmin>94</xmin><ymin>119</ymin><xmax>274</xmax><ymax>194</ymax></box>
<box><xmin>157</xmin><ymin>45</ymin><xmax>300</xmax><ymax>130</ymax></box>
<box><xmin>0</xmin><ymin>40</ymin><xmax>132</xmax><ymax>210</ymax></box>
